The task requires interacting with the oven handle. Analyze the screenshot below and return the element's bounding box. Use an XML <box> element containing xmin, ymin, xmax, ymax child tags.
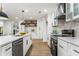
<box><xmin>13</xmin><ymin>42</ymin><xmax>23</xmax><ymax>46</ymax></box>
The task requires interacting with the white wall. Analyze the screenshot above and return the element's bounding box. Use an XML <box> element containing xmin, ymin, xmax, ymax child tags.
<box><xmin>47</xmin><ymin>13</ymin><xmax>53</xmax><ymax>46</ymax></box>
<box><xmin>37</xmin><ymin>17</ymin><xmax>48</xmax><ymax>42</ymax></box>
<box><xmin>3</xmin><ymin>20</ymin><xmax>13</xmax><ymax>35</ymax></box>
<box><xmin>47</xmin><ymin>4</ymin><xmax>58</xmax><ymax>47</ymax></box>
<box><xmin>42</xmin><ymin>17</ymin><xmax>48</xmax><ymax>42</ymax></box>
<box><xmin>25</xmin><ymin>17</ymin><xmax>48</xmax><ymax>41</ymax></box>
<box><xmin>37</xmin><ymin>19</ymin><xmax>43</xmax><ymax>39</ymax></box>
<box><xmin>19</xmin><ymin>21</ymin><xmax>26</xmax><ymax>32</ymax></box>
<box><xmin>2</xmin><ymin>20</ymin><xmax>26</xmax><ymax>35</ymax></box>
<box><xmin>25</xmin><ymin>27</ymin><xmax>37</xmax><ymax>39</ymax></box>
<box><xmin>0</xmin><ymin>21</ymin><xmax>3</xmax><ymax>27</ymax></box>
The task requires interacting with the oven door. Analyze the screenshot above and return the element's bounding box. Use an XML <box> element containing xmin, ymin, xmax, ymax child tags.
<box><xmin>50</xmin><ymin>37</ymin><xmax>57</xmax><ymax>56</ymax></box>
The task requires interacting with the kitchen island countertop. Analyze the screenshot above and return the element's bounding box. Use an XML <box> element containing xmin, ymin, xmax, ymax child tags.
<box><xmin>0</xmin><ymin>33</ymin><xmax>31</xmax><ymax>47</ymax></box>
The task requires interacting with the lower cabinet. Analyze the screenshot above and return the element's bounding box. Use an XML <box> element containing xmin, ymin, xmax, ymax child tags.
<box><xmin>70</xmin><ymin>44</ymin><xmax>79</xmax><ymax>56</ymax></box>
<box><xmin>58</xmin><ymin>38</ymin><xmax>79</xmax><ymax>56</ymax></box>
<box><xmin>23</xmin><ymin>37</ymin><xmax>27</xmax><ymax>56</ymax></box>
<box><xmin>67</xmin><ymin>43</ymin><xmax>72</xmax><ymax>56</ymax></box>
<box><xmin>58</xmin><ymin>39</ymin><xmax>68</xmax><ymax>56</ymax></box>
<box><xmin>0</xmin><ymin>35</ymin><xmax>32</xmax><ymax>56</ymax></box>
<box><xmin>23</xmin><ymin>35</ymin><xmax>32</xmax><ymax>56</ymax></box>
<box><xmin>0</xmin><ymin>43</ymin><xmax>12</xmax><ymax>56</ymax></box>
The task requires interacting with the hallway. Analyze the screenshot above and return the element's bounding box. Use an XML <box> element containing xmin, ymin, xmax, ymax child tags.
<box><xmin>26</xmin><ymin>39</ymin><xmax>51</xmax><ymax>56</ymax></box>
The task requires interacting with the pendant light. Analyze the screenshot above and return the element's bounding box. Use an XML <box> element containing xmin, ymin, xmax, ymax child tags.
<box><xmin>0</xmin><ymin>3</ymin><xmax>8</xmax><ymax>20</ymax></box>
<box><xmin>21</xmin><ymin>10</ymin><xmax>25</xmax><ymax>25</ymax></box>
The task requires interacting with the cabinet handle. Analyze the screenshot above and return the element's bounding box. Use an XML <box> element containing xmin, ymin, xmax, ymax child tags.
<box><xmin>59</xmin><ymin>45</ymin><xmax>63</xmax><ymax>48</ymax></box>
<box><xmin>18</xmin><ymin>42</ymin><xmax>23</xmax><ymax>45</ymax></box>
<box><xmin>73</xmin><ymin>49</ymin><xmax>79</xmax><ymax>54</ymax></box>
<box><xmin>5</xmin><ymin>47</ymin><xmax>11</xmax><ymax>51</ymax></box>
<box><xmin>26</xmin><ymin>40</ymin><xmax>28</xmax><ymax>45</ymax></box>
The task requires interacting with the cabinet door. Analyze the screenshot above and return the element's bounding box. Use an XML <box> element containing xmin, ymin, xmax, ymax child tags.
<box><xmin>73</xmin><ymin>3</ymin><xmax>79</xmax><ymax>20</ymax></box>
<box><xmin>2</xmin><ymin>43</ymin><xmax>12</xmax><ymax>56</ymax></box>
<box><xmin>58</xmin><ymin>44</ymin><xmax>65</xmax><ymax>56</ymax></box>
<box><xmin>28</xmin><ymin>36</ymin><xmax>32</xmax><ymax>47</ymax></box>
<box><xmin>70</xmin><ymin>44</ymin><xmax>79</xmax><ymax>56</ymax></box>
<box><xmin>23</xmin><ymin>36</ymin><xmax>32</xmax><ymax>56</ymax></box>
<box><xmin>26</xmin><ymin>36</ymin><xmax>32</xmax><ymax>51</ymax></box>
<box><xmin>66</xmin><ymin>3</ymin><xmax>73</xmax><ymax>21</ymax></box>
<box><xmin>23</xmin><ymin>36</ymin><xmax>28</xmax><ymax>56</ymax></box>
<box><xmin>67</xmin><ymin>43</ymin><xmax>72</xmax><ymax>56</ymax></box>
<box><xmin>58</xmin><ymin>39</ymin><xmax>68</xmax><ymax>56</ymax></box>
<box><xmin>0</xmin><ymin>48</ymin><xmax>2</xmax><ymax>56</ymax></box>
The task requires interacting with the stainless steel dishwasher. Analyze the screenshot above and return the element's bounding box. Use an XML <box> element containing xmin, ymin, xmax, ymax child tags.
<box><xmin>12</xmin><ymin>38</ymin><xmax>23</xmax><ymax>56</ymax></box>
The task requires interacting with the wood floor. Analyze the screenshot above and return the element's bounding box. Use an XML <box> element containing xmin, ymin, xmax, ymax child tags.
<box><xmin>26</xmin><ymin>39</ymin><xmax>51</xmax><ymax>56</ymax></box>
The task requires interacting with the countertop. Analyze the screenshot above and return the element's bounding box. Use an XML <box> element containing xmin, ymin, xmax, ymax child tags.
<box><xmin>58</xmin><ymin>37</ymin><xmax>79</xmax><ymax>47</ymax></box>
<box><xmin>0</xmin><ymin>33</ymin><xmax>31</xmax><ymax>47</ymax></box>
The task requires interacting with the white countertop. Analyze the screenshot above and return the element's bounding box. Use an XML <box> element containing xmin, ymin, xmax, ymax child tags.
<box><xmin>0</xmin><ymin>33</ymin><xmax>31</xmax><ymax>47</ymax></box>
<box><xmin>58</xmin><ymin>37</ymin><xmax>79</xmax><ymax>47</ymax></box>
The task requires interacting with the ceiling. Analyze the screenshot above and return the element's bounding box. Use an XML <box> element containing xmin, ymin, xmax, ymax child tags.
<box><xmin>0</xmin><ymin>3</ymin><xmax>57</xmax><ymax>21</ymax></box>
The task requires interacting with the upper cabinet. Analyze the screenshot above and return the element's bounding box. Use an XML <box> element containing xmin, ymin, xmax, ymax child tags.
<box><xmin>73</xmin><ymin>3</ymin><xmax>79</xmax><ymax>20</ymax></box>
<box><xmin>66</xmin><ymin>3</ymin><xmax>73</xmax><ymax>22</ymax></box>
<box><xmin>66</xmin><ymin>3</ymin><xmax>79</xmax><ymax>21</ymax></box>
<box><xmin>54</xmin><ymin>3</ymin><xmax>79</xmax><ymax>22</ymax></box>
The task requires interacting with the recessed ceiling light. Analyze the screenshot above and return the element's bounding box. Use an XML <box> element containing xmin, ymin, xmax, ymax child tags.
<box><xmin>15</xmin><ymin>17</ymin><xmax>19</xmax><ymax>19</ymax></box>
<box><xmin>44</xmin><ymin>9</ymin><xmax>48</xmax><ymax>12</ymax></box>
<box><xmin>30</xmin><ymin>17</ymin><xmax>33</xmax><ymax>19</ymax></box>
<box><xmin>25</xmin><ymin>9</ymin><xmax>29</xmax><ymax>13</ymax></box>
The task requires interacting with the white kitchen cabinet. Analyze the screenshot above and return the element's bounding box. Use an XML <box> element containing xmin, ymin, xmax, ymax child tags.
<box><xmin>66</xmin><ymin>3</ymin><xmax>79</xmax><ymax>21</ymax></box>
<box><xmin>66</xmin><ymin>3</ymin><xmax>73</xmax><ymax>22</ymax></box>
<box><xmin>58</xmin><ymin>39</ymin><xmax>68</xmax><ymax>56</ymax></box>
<box><xmin>73</xmin><ymin>3</ymin><xmax>79</xmax><ymax>20</ymax></box>
<box><xmin>23</xmin><ymin>36</ymin><xmax>27</xmax><ymax>56</ymax></box>
<box><xmin>70</xmin><ymin>44</ymin><xmax>79</xmax><ymax>56</ymax></box>
<box><xmin>67</xmin><ymin>43</ymin><xmax>73</xmax><ymax>56</ymax></box>
<box><xmin>52</xmin><ymin>19</ymin><xmax>58</xmax><ymax>27</ymax></box>
<box><xmin>58</xmin><ymin>38</ymin><xmax>79</xmax><ymax>56</ymax></box>
<box><xmin>23</xmin><ymin>36</ymin><xmax>29</xmax><ymax>56</ymax></box>
<box><xmin>58</xmin><ymin>44</ymin><xmax>65</xmax><ymax>56</ymax></box>
<box><xmin>23</xmin><ymin>35</ymin><xmax>32</xmax><ymax>56</ymax></box>
<box><xmin>0</xmin><ymin>43</ymin><xmax>12</xmax><ymax>56</ymax></box>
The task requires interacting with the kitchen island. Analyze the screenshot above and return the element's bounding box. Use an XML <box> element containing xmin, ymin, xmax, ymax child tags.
<box><xmin>0</xmin><ymin>33</ymin><xmax>32</xmax><ymax>56</ymax></box>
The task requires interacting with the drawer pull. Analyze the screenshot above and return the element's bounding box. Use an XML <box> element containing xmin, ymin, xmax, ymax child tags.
<box><xmin>59</xmin><ymin>45</ymin><xmax>63</xmax><ymax>48</ymax></box>
<box><xmin>26</xmin><ymin>40</ymin><xmax>28</xmax><ymax>45</ymax></box>
<box><xmin>73</xmin><ymin>50</ymin><xmax>79</xmax><ymax>54</ymax></box>
<box><xmin>5</xmin><ymin>47</ymin><xmax>11</xmax><ymax>51</ymax></box>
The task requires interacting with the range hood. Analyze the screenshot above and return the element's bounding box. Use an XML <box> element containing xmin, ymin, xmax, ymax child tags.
<box><xmin>0</xmin><ymin>11</ymin><xmax>8</xmax><ymax>20</ymax></box>
<box><xmin>0</xmin><ymin>4</ymin><xmax>8</xmax><ymax>20</ymax></box>
<box><xmin>54</xmin><ymin>3</ymin><xmax>66</xmax><ymax>20</ymax></box>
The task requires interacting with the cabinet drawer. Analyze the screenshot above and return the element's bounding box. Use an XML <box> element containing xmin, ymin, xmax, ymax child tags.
<box><xmin>58</xmin><ymin>39</ymin><xmax>67</xmax><ymax>49</ymax></box>
<box><xmin>2</xmin><ymin>43</ymin><xmax>12</xmax><ymax>56</ymax></box>
<box><xmin>58</xmin><ymin>39</ymin><xmax>68</xmax><ymax>56</ymax></box>
<box><xmin>71</xmin><ymin>45</ymin><xmax>79</xmax><ymax>56</ymax></box>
